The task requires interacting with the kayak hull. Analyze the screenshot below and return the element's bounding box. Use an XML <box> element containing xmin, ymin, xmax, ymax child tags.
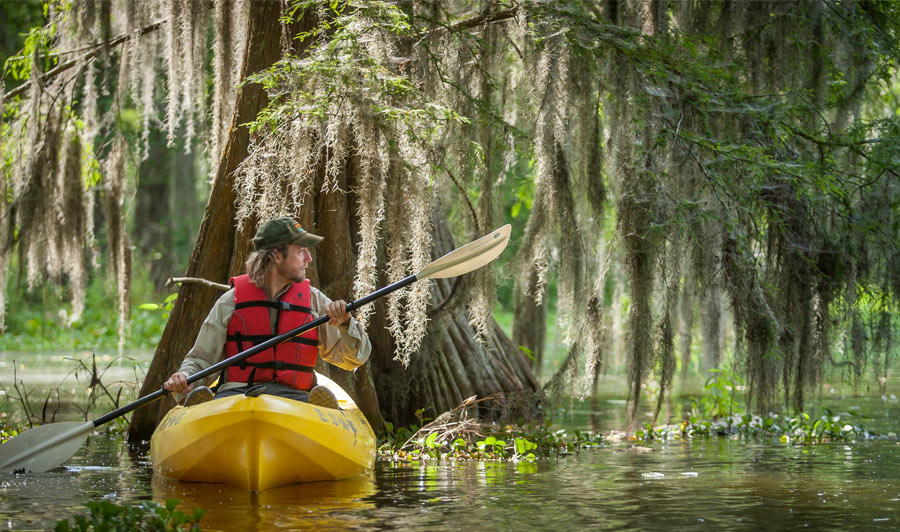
<box><xmin>150</xmin><ymin>378</ymin><xmax>375</xmax><ymax>491</ymax></box>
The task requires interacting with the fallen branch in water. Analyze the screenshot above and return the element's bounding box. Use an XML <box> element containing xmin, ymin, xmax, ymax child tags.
<box><xmin>379</xmin><ymin>393</ymin><xmax>602</xmax><ymax>462</ymax></box>
<box><xmin>401</xmin><ymin>395</ymin><xmax>489</xmax><ymax>451</ymax></box>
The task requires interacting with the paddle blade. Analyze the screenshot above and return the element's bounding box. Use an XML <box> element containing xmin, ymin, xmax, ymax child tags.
<box><xmin>0</xmin><ymin>421</ymin><xmax>92</xmax><ymax>473</ymax></box>
<box><xmin>416</xmin><ymin>224</ymin><xmax>511</xmax><ymax>280</ymax></box>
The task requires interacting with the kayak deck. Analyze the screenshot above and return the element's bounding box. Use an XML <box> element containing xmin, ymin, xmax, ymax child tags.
<box><xmin>150</xmin><ymin>376</ymin><xmax>375</xmax><ymax>491</ymax></box>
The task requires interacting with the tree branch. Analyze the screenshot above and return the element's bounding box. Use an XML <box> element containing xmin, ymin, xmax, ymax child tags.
<box><xmin>166</xmin><ymin>277</ymin><xmax>230</xmax><ymax>292</ymax></box>
<box><xmin>409</xmin><ymin>6</ymin><xmax>520</xmax><ymax>48</ymax></box>
<box><xmin>451</xmin><ymin>7</ymin><xmax>519</xmax><ymax>31</ymax></box>
<box><xmin>3</xmin><ymin>20</ymin><xmax>164</xmax><ymax>100</ymax></box>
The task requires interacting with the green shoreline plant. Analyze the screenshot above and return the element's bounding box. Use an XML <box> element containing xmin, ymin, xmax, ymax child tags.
<box><xmin>634</xmin><ymin>366</ymin><xmax>878</xmax><ymax>444</ymax></box>
<box><xmin>634</xmin><ymin>408</ymin><xmax>873</xmax><ymax>444</ymax></box>
<box><xmin>377</xmin><ymin>420</ymin><xmax>604</xmax><ymax>463</ymax></box>
<box><xmin>54</xmin><ymin>499</ymin><xmax>204</xmax><ymax>532</ymax></box>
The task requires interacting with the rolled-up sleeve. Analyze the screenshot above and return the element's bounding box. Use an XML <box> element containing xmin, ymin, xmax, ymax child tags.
<box><xmin>310</xmin><ymin>287</ymin><xmax>372</xmax><ymax>370</ymax></box>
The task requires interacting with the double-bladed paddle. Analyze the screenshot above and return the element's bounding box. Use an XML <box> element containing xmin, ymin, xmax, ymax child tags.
<box><xmin>0</xmin><ymin>224</ymin><xmax>511</xmax><ymax>474</ymax></box>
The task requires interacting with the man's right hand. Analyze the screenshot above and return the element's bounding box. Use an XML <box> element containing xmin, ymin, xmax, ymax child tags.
<box><xmin>163</xmin><ymin>372</ymin><xmax>193</xmax><ymax>394</ymax></box>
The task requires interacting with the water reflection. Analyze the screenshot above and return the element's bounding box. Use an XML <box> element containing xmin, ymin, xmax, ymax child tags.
<box><xmin>2</xmin><ymin>394</ymin><xmax>900</xmax><ymax>530</ymax></box>
<box><xmin>152</xmin><ymin>475</ymin><xmax>377</xmax><ymax>531</ymax></box>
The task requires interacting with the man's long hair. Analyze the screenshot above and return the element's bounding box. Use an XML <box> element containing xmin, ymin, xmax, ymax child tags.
<box><xmin>245</xmin><ymin>246</ymin><xmax>284</xmax><ymax>287</ymax></box>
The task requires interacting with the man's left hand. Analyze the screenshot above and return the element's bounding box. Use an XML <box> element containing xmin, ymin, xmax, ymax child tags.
<box><xmin>325</xmin><ymin>300</ymin><xmax>351</xmax><ymax>326</ymax></box>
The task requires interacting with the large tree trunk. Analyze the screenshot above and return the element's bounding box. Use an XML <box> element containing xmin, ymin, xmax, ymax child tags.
<box><xmin>370</xmin><ymin>213</ymin><xmax>541</xmax><ymax>425</ymax></box>
<box><xmin>127</xmin><ymin>1</ymin><xmax>288</xmax><ymax>443</ymax></box>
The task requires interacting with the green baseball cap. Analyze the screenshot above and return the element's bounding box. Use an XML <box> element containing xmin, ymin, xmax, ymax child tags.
<box><xmin>252</xmin><ymin>217</ymin><xmax>323</xmax><ymax>250</ymax></box>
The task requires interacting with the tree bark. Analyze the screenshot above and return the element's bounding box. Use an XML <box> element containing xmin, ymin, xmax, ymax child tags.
<box><xmin>370</xmin><ymin>213</ymin><xmax>541</xmax><ymax>425</ymax></box>
<box><xmin>678</xmin><ymin>264</ymin><xmax>695</xmax><ymax>379</ymax></box>
<box><xmin>127</xmin><ymin>0</ymin><xmax>288</xmax><ymax>443</ymax></box>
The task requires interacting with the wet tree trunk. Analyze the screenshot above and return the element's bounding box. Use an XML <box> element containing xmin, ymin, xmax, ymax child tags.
<box><xmin>678</xmin><ymin>265</ymin><xmax>695</xmax><ymax>379</ymax></box>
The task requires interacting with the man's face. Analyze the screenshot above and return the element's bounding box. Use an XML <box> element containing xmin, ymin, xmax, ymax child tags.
<box><xmin>276</xmin><ymin>244</ymin><xmax>313</xmax><ymax>283</ymax></box>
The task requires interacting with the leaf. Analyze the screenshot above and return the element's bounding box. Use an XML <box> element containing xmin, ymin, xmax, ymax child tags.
<box><xmin>511</xmin><ymin>201</ymin><xmax>522</xmax><ymax>218</ymax></box>
<box><xmin>515</xmin><ymin>437</ymin><xmax>525</xmax><ymax>454</ymax></box>
<box><xmin>518</xmin><ymin>345</ymin><xmax>534</xmax><ymax>361</ymax></box>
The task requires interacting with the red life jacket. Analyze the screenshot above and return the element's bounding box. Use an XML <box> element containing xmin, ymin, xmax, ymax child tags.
<box><xmin>224</xmin><ymin>274</ymin><xmax>319</xmax><ymax>390</ymax></box>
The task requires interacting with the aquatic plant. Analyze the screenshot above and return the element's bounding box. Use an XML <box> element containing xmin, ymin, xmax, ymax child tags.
<box><xmin>0</xmin><ymin>418</ymin><xmax>23</xmax><ymax>444</ymax></box>
<box><xmin>690</xmin><ymin>366</ymin><xmax>746</xmax><ymax>421</ymax></box>
<box><xmin>634</xmin><ymin>406</ymin><xmax>873</xmax><ymax>444</ymax></box>
<box><xmin>0</xmin><ymin>352</ymin><xmax>142</xmax><ymax>430</ymax></box>
<box><xmin>379</xmin><ymin>407</ymin><xmax>602</xmax><ymax>463</ymax></box>
<box><xmin>54</xmin><ymin>498</ymin><xmax>204</xmax><ymax>532</ymax></box>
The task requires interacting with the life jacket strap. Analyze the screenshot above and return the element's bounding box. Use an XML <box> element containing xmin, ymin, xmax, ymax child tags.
<box><xmin>235</xmin><ymin>300</ymin><xmax>313</xmax><ymax>313</ymax></box>
<box><xmin>236</xmin><ymin>360</ymin><xmax>315</xmax><ymax>372</ymax></box>
<box><xmin>226</xmin><ymin>333</ymin><xmax>318</xmax><ymax>346</ymax></box>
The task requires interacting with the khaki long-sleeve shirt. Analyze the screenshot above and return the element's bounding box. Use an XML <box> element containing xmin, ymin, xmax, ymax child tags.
<box><xmin>177</xmin><ymin>284</ymin><xmax>371</xmax><ymax>394</ymax></box>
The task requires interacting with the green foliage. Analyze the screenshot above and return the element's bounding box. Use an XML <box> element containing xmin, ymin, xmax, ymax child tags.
<box><xmin>0</xmin><ymin>417</ymin><xmax>24</xmax><ymax>444</ymax></box>
<box><xmin>1</xmin><ymin>0</ymin><xmax>58</xmax><ymax>82</ymax></box>
<box><xmin>634</xmin><ymin>406</ymin><xmax>871</xmax><ymax>444</ymax></box>
<box><xmin>138</xmin><ymin>293</ymin><xmax>178</xmax><ymax>321</ymax></box>
<box><xmin>54</xmin><ymin>499</ymin><xmax>204</xmax><ymax>532</ymax></box>
<box><xmin>0</xmin><ymin>264</ymin><xmax>167</xmax><ymax>351</ymax></box>
<box><xmin>690</xmin><ymin>366</ymin><xmax>745</xmax><ymax>421</ymax></box>
<box><xmin>250</xmin><ymin>0</ymin><xmax>468</xmax><ymax>137</ymax></box>
<box><xmin>378</xmin><ymin>420</ymin><xmax>603</xmax><ymax>463</ymax></box>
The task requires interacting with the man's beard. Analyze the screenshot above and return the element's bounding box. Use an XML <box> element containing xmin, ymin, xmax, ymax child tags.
<box><xmin>277</xmin><ymin>262</ymin><xmax>305</xmax><ymax>283</ymax></box>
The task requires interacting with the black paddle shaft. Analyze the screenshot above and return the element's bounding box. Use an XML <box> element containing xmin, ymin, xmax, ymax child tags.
<box><xmin>92</xmin><ymin>274</ymin><xmax>418</xmax><ymax>428</ymax></box>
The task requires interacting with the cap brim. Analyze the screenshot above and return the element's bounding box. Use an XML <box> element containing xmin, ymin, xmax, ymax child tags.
<box><xmin>293</xmin><ymin>232</ymin><xmax>324</xmax><ymax>247</ymax></box>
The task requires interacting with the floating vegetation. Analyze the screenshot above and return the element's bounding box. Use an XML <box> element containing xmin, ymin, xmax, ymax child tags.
<box><xmin>0</xmin><ymin>418</ymin><xmax>23</xmax><ymax>445</ymax></box>
<box><xmin>377</xmin><ymin>398</ymin><xmax>603</xmax><ymax>463</ymax></box>
<box><xmin>378</xmin><ymin>421</ymin><xmax>603</xmax><ymax>463</ymax></box>
<box><xmin>54</xmin><ymin>499</ymin><xmax>204</xmax><ymax>532</ymax></box>
<box><xmin>632</xmin><ymin>407</ymin><xmax>876</xmax><ymax>444</ymax></box>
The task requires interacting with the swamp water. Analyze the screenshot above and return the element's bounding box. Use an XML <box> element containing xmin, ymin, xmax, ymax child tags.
<box><xmin>2</xmin><ymin>397</ymin><xmax>900</xmax><ymax>531</ymax></box>
<box><xmin>2</xmin><ymin>356</ymin><xmax>900</xmax><ymax>530</ymax></box>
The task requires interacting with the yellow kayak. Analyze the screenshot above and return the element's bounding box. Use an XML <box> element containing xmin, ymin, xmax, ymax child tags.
<box><xmin>150</xmin><ymin>374</ymin><xmax>375</xmax><ymax>491</ymax></box>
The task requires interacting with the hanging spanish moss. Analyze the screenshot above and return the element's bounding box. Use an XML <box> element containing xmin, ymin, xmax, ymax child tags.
<box><xmin>56</xmin><ymin>120</ymin><xmax>93</xmax><ymax>325</ymax></box>
<box><xmin>5</xmin><ymin>0</ymin><xmax>900</xmax><ymax>423</ymax></box>
<box><xmin>0</xmin><ymin>0</ymin><xmax>237</xmax><ymax>344</ymax></box>
<box><xmin>210</xmin><ymin>0</ymin><xmax>248</xmax><ymax>171</ymax></box>
<box><xmin>234</xmin><ymin>2</ymin><xmax>443</xmax><ymax>364</ymax></box>
<box><xmin>231</xmin><ymin>0</ymin><xmax>900</xmax><ymax>414</ymax></box>
<box><xmin>102</xmin><ymin>136</ymin><xmax>129</xmax><ymax>355</ymax></box>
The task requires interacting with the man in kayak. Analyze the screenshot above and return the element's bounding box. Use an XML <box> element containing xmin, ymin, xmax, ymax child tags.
<box><xmin>162</xmin><ymin>217</ymin><xmax>371</xmax><ymax>409</ymax></box>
